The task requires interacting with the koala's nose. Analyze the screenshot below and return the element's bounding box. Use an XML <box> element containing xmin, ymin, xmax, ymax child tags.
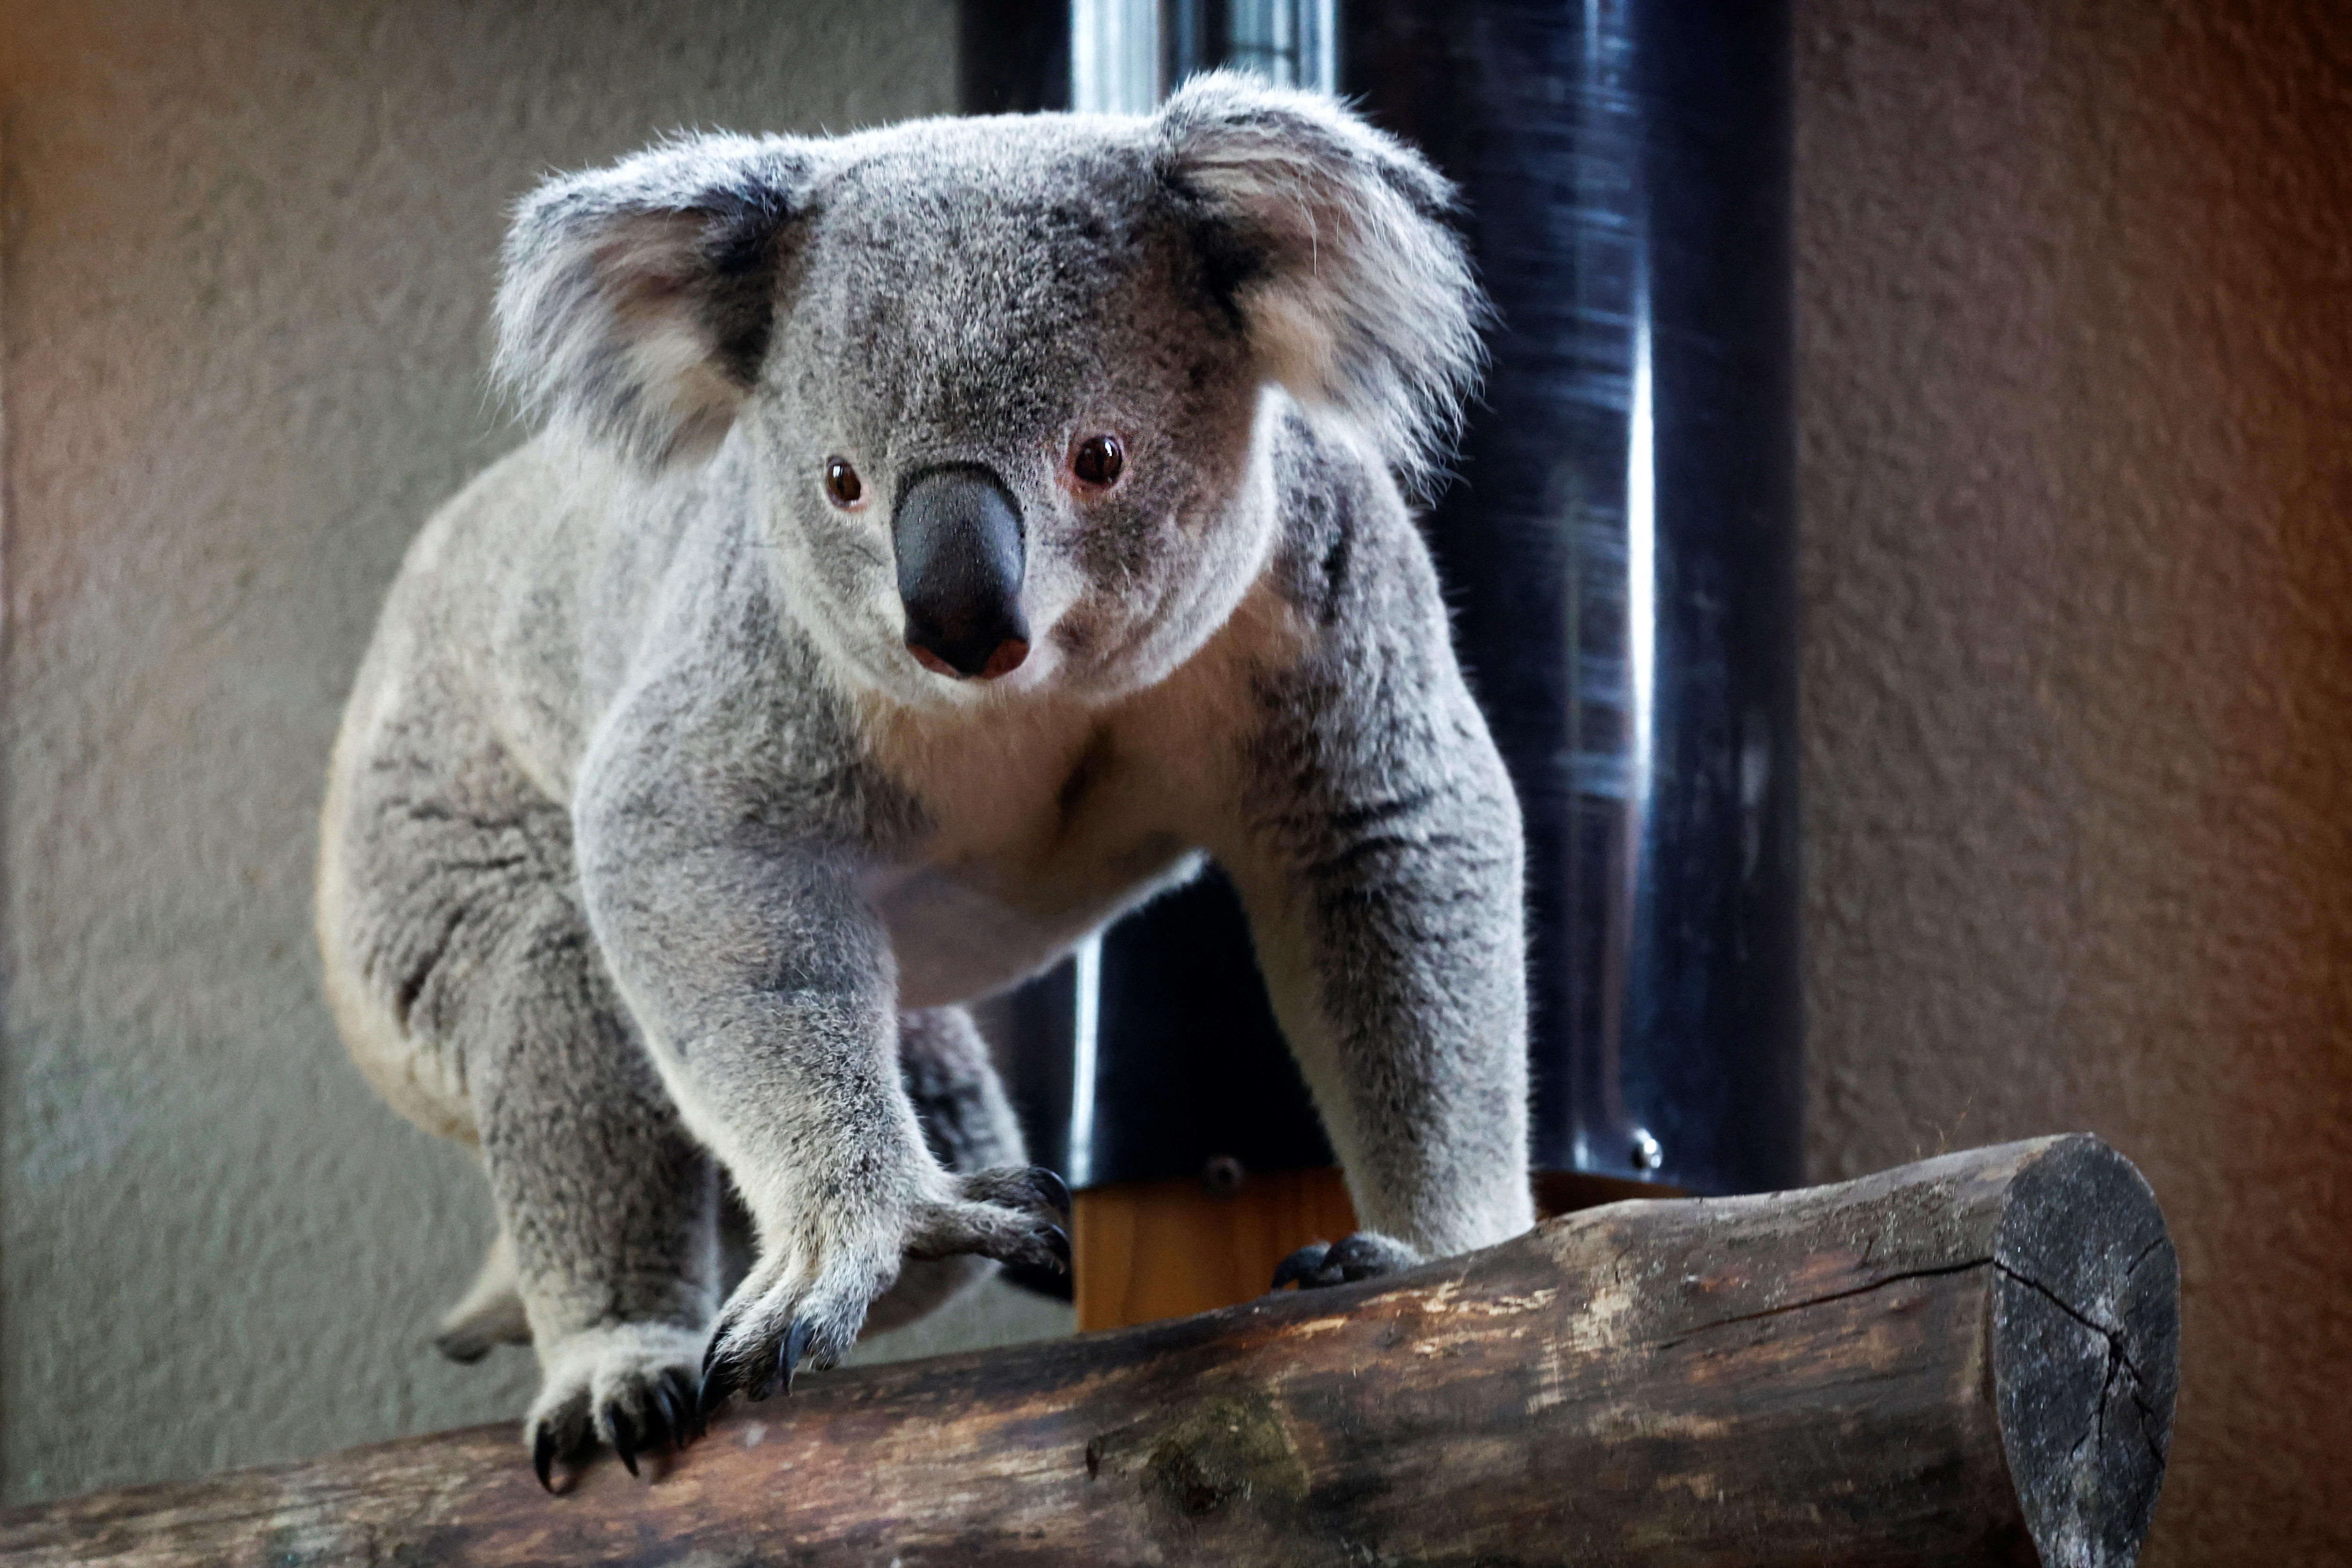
<box><xmin>892</xmin><ymin>465</ymin><xmax>1030</xmax><ymax>681</ymax></box>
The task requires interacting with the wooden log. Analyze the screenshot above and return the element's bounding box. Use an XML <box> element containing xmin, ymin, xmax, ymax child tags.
<box><xmin>0</xmin><ymin>1135</ymin><xmax>2177</xmax><ymax>1568</ymax></box>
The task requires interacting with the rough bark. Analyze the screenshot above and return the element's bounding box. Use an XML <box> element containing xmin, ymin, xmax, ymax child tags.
<box><xmin>0</xmin><ymin>1135</ymin><xmax>2177</xmax><ymax>1568</ymax></box>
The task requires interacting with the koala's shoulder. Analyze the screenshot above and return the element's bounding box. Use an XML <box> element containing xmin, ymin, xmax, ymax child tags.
<box><xmin>1259</xmin><ymin>411</ymin><xmax>1443</xmax><ymax>640</ymax></box>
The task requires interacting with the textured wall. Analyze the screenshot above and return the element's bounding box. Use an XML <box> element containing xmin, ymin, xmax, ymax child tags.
<box><xmin>0</xmin><ymin>0</ymin><xmax>1066</xmax><ymax>1508</ymax></box>
<box><xmin>7</xmin><ymin>0</ymin><xmax>2347</xmax><ymax>1550</ymax></box>
<box><xmin>1797</xmin><ymin>3</ymin><xmax>2352</xmax><ymax>1562</ymax></box>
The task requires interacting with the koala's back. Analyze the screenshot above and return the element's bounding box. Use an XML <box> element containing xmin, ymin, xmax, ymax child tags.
<box><xmin>316</xmin><ymin>434</ymin><xmax>745</xmax><ymax>1136</ymax></box>
<box><xmin>373</xmin><ymin>439</ymin><xmax>717</xmax><ymax>778</ymax></box>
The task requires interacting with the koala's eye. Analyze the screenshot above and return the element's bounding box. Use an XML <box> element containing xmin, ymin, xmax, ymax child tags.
<box><xmin>824</xmin><ymin>458</ymin><xmax>866</xmax><ymax>510</ymax></box>
<box><xmin>1071</xmin><ymin>434</ymin><xmax>1125</xmax><ymax>491</ymax></box>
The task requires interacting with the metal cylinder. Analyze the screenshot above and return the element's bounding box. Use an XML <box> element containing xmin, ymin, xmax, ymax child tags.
<box><xmin>1345</xmin><ymin>0</ymin><xmax>1803</xmax><ymax>1195</ymax></box>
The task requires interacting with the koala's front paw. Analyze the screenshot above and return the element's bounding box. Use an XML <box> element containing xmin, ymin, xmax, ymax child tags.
<box><xmin>525</xmin><ymin>1322</ymin><xmax>703</xmax><ymax>1492</ymax></box>
<box><xmin>1271</xmin><ymin>1231</ymin><xmax>1423</xmax><ymax>1291</ymax></box>
<box><xmin>695</xmin><ymin>1164</ymin><xmax>1070</xmax><ymax>1417</ymax></box>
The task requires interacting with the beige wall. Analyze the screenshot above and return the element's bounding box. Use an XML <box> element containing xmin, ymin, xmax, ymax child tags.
<box><xmin>3</xmin><ymin>0</ymin><xmax>2345</xmax><ymax>1555</ymax></box>
<box><xmin>1797</xmin><ymin>3</ymin><xmax>2351</xmax><ymax>1561</ymax></box>
<box><xmin>0</xmin><ymin>0</ymin><xmax>1066</xmax><ymax>1508</ymax></box>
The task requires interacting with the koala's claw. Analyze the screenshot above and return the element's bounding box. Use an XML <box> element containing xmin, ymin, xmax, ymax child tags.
<box><xmin>702</xmin><ymin>1288</ymin><xmax>853</xmax><ymax>1415</ymax></box>
<box><xmin>1272</xmin><ymin>1231</ymin><xmax>1423</xmax><ymax>1291</ymax></box>
<box><xmin>1272</xmin><ymin>1241</ymin><xmax>1332</xmax><ymax>1290</ymax></box>
<box><xmin>654</xmin><ymin>1379</ymin><xmax>696</xmax><ymax>1448</ymax></box>
<box><xmin>954</xmin><ymin>1163</ymin><xmax>1073</xmax><ymax>1223</ymax></box>
<box><xmin>695</xmin><ymin>1337</ymin><xmax>735</xmax><ymax>1421</ymax></box>
<box><xmin>782</xmin><ymin>1317</ymin><xmax>814</xmax><ymax>1392</ymax></box>
<box><xmin>1029</xmin><ymin>1166</ymin><xmax>1073</xmax><ymax>1218</ymax></box>
<box><xmin>696</xmin><ymin>1163</ymin><xmax>1073</xmax><ymax>1422</ymax></box>
<box><xmin>906</xmin><ymin>1165</ymin><xmax>1078</xmax><ymax>1273</ymax></box>
<box><xmin>524</xmin><ymin>1325</ymin><xmax>702</xmax><ymax>1490</ymax></box>
<box><xmin>740</xmin><ymin>1317</ymin><xmax>815</xmax><ymax>1404</ymax></box>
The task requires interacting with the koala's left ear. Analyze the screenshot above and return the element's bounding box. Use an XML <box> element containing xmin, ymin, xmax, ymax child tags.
<box><xmin>1157</xmin><ymin>73</ymin><xmax>1486</xmax><ymax>494</ymax></box>
<box><xmin>495</xmin><ymin>135</ymin><xmax>822</xmax><ymax>469</ymax></box>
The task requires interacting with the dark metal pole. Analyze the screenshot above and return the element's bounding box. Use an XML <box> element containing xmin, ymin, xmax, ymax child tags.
<box><xmin>957</xmin><ymin>0</ymin><xmax>1071</xmax><ymax>115</ymax></box>
<box><xmin>1344</xmin><ymin>0</ymin><xmax>1803</xmax><ymax>1194</ymax></box>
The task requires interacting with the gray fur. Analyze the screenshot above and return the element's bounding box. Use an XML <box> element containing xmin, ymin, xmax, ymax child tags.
<box><xmin>318</xmin><ymin>74</ymin><xmax>1529</xmax><ymax>1475</ymax></box>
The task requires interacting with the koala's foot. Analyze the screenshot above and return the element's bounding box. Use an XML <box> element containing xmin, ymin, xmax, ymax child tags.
<box><xmin>525</xmin><ymin>1323</ymin><xmax>704</xmax><ymax>1492</ymax></box>
<box><xmin>695</xmin><ymin>1163</ymin><xmax>1069</xmax><ymax>1418</ymax></box>
<box><xmin>435</xmin><ymin>1232</ymin><xmax>533</xmax><ymax>1363</ymax></box>
<box><xmin>1271</xmin><ymin>1231</ymin><xmax>1423</xmax><ymax>1290</ymax></box>
<box><xmin>436</xmin><ymin>1289</ymin><xmax>532</xmax><ymax>1365</ymax></box>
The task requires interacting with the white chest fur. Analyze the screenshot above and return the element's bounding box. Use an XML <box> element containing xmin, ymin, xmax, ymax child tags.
<box><xmin>854</xmin><ymin>581</ymin><xmax>1304</xmax><ymax>1007</ymax></box>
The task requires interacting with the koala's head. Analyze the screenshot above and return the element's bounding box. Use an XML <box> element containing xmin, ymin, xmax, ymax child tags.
<box><xmin>496</xmin><ymin>74</ymin><xmax>1482</xmax><ymax>708</ymax></box>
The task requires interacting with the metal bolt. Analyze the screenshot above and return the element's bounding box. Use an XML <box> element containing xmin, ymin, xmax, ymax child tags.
<box><xmin>1630</xmin><ymin>1129</ymin><xmax>1664</xmax><ymax>1173</ymax></box>
<box><xmin>1201</xmin><ymin>1154</ymin><xmax>1246</xmax><ymax>1198</ymax></box>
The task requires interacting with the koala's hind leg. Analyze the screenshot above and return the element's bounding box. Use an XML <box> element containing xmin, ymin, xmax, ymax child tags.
<box><xmin>434</xmin><ymin>1226</ymin><xmax>532</xmax><ymax>1363</ymax></box>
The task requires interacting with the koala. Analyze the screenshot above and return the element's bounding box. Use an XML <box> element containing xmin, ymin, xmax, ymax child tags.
<box><xmin>316</xmin><ymin>72</ymin><xmax>1531</xmax><ymax>1486</ymax></box>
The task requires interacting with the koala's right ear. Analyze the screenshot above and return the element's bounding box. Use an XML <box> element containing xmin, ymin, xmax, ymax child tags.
<box><xmin>494</xmin><ymin>136</ymin><xmax>821</xmax><ymax>470</ymax></box>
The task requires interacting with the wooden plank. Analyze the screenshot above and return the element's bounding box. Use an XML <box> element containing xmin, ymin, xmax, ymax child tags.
<box><xmin>1072</xmin><ymin>1168</ymin><xmax>1358</xmax><ymax>1331</ymax></box>
<box><xmin>1073</xmin><ymin>1169</ymin><xmax>1681</xmax><ymax>1331</ymax></box>
<box><xmin>0</xmin><ymin>1135</ymin><xmax>2179</xmax><ymax>1568</ymax></box>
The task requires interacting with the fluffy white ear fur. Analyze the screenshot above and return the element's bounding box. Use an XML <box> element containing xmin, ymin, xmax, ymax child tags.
<box><xmin>1157</xmin><ymin>72</ymin><xmax>1487</xmax><ymax>496</ymax></box>
<box><xmin>495</xmin><ymin>136</ymin><xmax>820</xmax><ymax>470</ymax></box>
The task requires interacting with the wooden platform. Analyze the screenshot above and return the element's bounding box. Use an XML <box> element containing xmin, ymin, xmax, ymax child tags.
<box><xmin>1072</xmin><ymin>1165</ymin><xmax>1678</xmax><ymax>1330</ymax></box>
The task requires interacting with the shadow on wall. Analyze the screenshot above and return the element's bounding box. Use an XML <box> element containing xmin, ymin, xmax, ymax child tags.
<box><xmin>1796</xmin><ymin>2</ymin><xmax>2352</xmax><ymax>1563</ymax></box>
